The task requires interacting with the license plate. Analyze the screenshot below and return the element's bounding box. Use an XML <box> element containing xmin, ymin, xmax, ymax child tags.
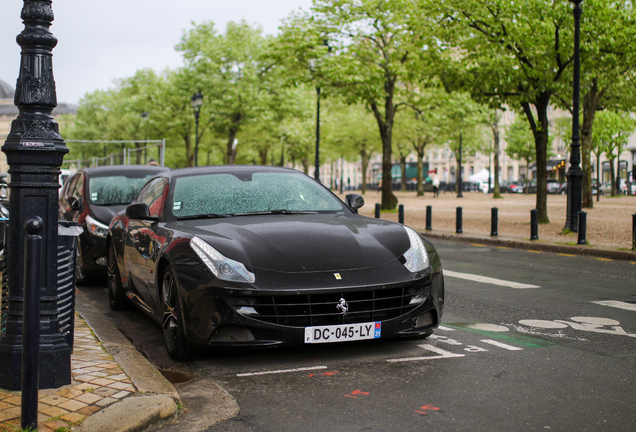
<box><xmin>304</xmin><ymin>322</ymin><xmax>381</xmax><ymax>344</ymax></box>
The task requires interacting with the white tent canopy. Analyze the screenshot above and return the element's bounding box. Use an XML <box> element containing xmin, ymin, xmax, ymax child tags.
<box><xmin>469</xmin><ymin>169</ymin><xmax>491</xmax><ymax>183</ymax></box>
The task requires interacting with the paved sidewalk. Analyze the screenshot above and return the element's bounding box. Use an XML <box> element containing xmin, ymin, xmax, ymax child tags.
<box><xmin>343</xmin><ymin>190</ymin><xmax>636</xmax><ymax>260</ymax></box>
<box><xmin>0</xmin><ymin>292</ymin><xmax>180</xmax><ymax>432</ymax></box>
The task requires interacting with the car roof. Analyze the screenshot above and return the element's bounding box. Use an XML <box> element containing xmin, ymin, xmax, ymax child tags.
<box><xmin>165</xmin><ymin>165</ymin><xmax>304</xmax><ymax>180</ymax></box>
<box><xmin>77</xmin><ymin>165</ymin><xmax>169</xmax><ymax>177</ymax></box>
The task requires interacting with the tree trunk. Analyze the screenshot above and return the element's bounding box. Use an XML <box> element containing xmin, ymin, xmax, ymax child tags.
<box><xmin>416</xmin><ymin>147</ymin><xmax>424</xmax><ymax>197</ymax></box>
<box><xmin>370</xmin><ymin>86</ymin><xmax>398</xmax><ymax>210</ymax></box>
<box><xmin>522</xmin><ymin>96</ymin><xmax>550</xmax><ymax>224</ymax></box>
<box><xmin>492</xmin><ymin>110</ymin><xmax>501</xmax><ymax>198</ymax></box>
<box><xmin>400</xmin><ymin>156</ymin><xmax>407</xmax><ymax>192</ymax></box>
<box><xmin>259</xmin><ymin>148</ymin><xmax>268</xmax><ymax>166</ymax></box>
<box><xmin>360</xmin><ymin>148</ymin><xmax>369</xmax><ymax>194</ymax></box>
<box><xmin>609</xmin><ymin>157</ymin><xmax>616</xmax><ymax>196</ymax></box>
<box><xmin>581</xmin><ymin>79</ymin><xmax>602</xmax><ymax>208</ymax></box>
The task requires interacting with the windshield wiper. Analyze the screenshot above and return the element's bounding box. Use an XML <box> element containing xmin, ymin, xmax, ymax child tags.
<box><xmin>177</xmin><ymin>213</ymin><xmax>232</xmax><ymax>220</ymax></box>
<box><xmin>233</xmin><ymin>209</ymin><xmax>318</xmax><ymax>216</ymax></box>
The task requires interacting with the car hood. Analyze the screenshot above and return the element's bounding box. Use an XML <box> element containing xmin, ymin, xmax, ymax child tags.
<box><xmin>170</xmin><ymin>214</ymin><xmax>411</xmax><ymax>273</ymax></box>
<box><xmin>89</xmin><ymin>204</ymin><xmax>127</xmax><ymax>226</ymax></box>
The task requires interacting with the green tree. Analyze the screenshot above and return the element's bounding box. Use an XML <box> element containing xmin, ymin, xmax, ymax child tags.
<box><xmin>554</xmin><ymin>0</ymin><xmax>636</xmax><ymax>208</ymax></box>
<box><xmin>425</xmin><ymin>0</ymin><xmax>575</xmax><ymax>223</ymax></box>
<box><xmin>505</xmin><ymin>116</ymin><xmax>537</xmax><ymax>193</ymax></box>
<box><xmin>593</xmin><ymin>110</ymin><xmax>636</xmax><ymax>196</ymax></box>
<box><xmin>280</xmin><ymin>0</ymin><xmax>429</xmax><ymax>210</ymax></box>
<box><xmin>177</xmin><ymin>20</ymin><xmax>271</xmax><ymax>165</ymax></box>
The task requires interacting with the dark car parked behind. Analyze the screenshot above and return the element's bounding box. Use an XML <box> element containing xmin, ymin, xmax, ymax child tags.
<box><xmin>59</xmin><ymin>165</ymin><xmax>168</xmax><ymax>284</ymax></box>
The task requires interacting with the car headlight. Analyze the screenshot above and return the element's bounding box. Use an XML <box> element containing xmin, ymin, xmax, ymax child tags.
<box><xmin>85</xmin><ymin>215</ymin><xmax>108</xmax><ymax>238</ymax></box>
<box><xmin>402</xmin><ymin>226</ymin><xmax>430</xmax><ymax>272</ymax></box>
<box><xmin>190</xmin><ymin>236</ymin><xmax>255</xmax><ymax>283</ymax></box>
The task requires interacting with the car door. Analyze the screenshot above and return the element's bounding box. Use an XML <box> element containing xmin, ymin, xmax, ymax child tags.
<box><xmin>124</xmin><ymin>177</ymin><xmax>167</xmax><ymax>311</ymax></box>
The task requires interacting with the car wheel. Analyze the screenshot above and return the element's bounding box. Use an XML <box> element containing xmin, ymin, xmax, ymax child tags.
<box><xmin>161</xmin><ymin>266</ymin><xmax>192</xmax><ymax>361</ymax></box>
<box><xmin>107</xmin><ymin>243</ymin><xmax>130</xmax><ymax>310</ymax></box>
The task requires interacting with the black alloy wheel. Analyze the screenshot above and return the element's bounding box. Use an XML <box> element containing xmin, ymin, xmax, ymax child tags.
<box><xmin>161</xmin><ymin>266</ymin><xmax>192</xmax><ymax>361</ymax></box>
<box><xmin>107</xmin><ymin>243</ymin><xmax>130</xmax><ymax>310</ymax></box>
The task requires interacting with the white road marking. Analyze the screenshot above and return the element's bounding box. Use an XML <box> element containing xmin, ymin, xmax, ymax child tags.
<box><xmin>480</xmin><ymin>339</ymin><xmax>523</xmax><ymax>351</ymax></box>
<box><xmin>519</xmin><ymin>320</ymin><xmax>569</xmax><ymax>329</ymax></box>
<box><xmin>467</xmin><ymin>323</ymin><xmax>510</xmax><ymax>332</ymax></box>
<box><xmin>592</xmin><ymin>300</ymin><xmax>636</xmax><ymax>312</ymax></box>
<box><xmin>237</xmin><ymin>366</ymin><xmax>327</xmax><ymax>377</ymax></box>
<box><xmin>437</xmin><ymin>325</ymin><xmax>456</xmax><ymax>331</ymax></box>
<box><xmin>444</xmin><ymin>270</ymin><xmax>540</xmax><ymax>289</ymax></box>
<box><xmin>387</xmin><ymin>344</ymin><xmax>465</xmax><ymax>363</ymax></box>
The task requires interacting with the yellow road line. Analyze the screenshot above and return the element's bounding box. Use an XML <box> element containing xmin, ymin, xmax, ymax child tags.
<box><xmin>470</xmin><ymin>243</ymin><xmax>486</xmax><ymax>247</ymax></box>
<box><xmin>558</xmin><ymin>253</ymin><xmax>576</xmax><ymax>257</ymax></box>
<box><xmin>497</xmin><ymin>246</ymin><xmax>512</xmax><ymax>250</ymax></box>
<box><xmin>527</xmin><ymin>250</ymin><xmax>542</xmax><ymax>254</ymax></box>
<box><xmin>594</xmin><ymin>257</ymin><xmax>613</xmax><ymax>262</ymax></box>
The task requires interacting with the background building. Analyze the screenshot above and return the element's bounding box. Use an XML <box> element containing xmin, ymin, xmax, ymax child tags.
<box><xmin>0</xmin><ymin>78</ymin><xmax>77</xmax><ymax>173</ymax></box>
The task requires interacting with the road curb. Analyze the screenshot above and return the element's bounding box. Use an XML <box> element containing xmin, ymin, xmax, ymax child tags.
<box><xmin>420</xmin><ymin>231</ymin><xmax>636</xmax><ymax>261</ymax></box>
<box><xmin>75</xmin><ymin>291</ymin><xmax>181</xmax><ymax>432</ymax></box>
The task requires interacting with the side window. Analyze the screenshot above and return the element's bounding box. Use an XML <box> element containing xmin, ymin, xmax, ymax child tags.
<box><xmin>138</xmin><ymin>178</ymin><xmax>167</xmax><ymax>218</ymax></box>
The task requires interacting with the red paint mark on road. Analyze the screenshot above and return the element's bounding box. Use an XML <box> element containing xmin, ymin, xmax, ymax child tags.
<box><xmin>307</xmin><ymin>374</ymin><xmax>314</xmax><ymax>377</ymax></box>
<box><xmin>322</xmin><ymin>371</ymin><xmax>340</xmax><ymax>376</ymax></box>
<box><xmin>344</xmin><ymin>389</ymin><xmax>370</xmax><ymax>399</ymax></box>
<box><xmin>415</xmin><ymin>404</ymin><xmax>440</xmax><ymax>415</ymax></box>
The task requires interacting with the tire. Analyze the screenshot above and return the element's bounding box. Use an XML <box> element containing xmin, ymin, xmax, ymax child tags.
<box><xmin>107</xmin><ymin>243</ymin><xmax>130</xmax><ymax>310</ymax></box>
<box><xmin>161</xmin><ymin>266</ymin><xmax>192</xmax><ymax>361</ymax></box>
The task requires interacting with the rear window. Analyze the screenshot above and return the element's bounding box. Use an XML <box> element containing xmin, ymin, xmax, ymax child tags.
<box><xmin>88</xmin><ymin>174</ymin><xmax>156</xmax><ymax>205</ymax></box>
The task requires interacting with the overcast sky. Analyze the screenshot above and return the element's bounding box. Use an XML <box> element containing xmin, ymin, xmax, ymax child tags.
<box><xmin>0</xmin><ymin>0</ymin><xmax>312</xmax><ymax>105</ymax></box>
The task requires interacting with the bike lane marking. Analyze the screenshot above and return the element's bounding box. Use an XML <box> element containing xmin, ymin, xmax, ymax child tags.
<box><xmin>591</xmin><ymin>300</ymin><xmax>636</xmax><ymax>312</ymax></box>
<box><xmin>480</xmin><ymin>339</ymin><xmax>523</xmax><ymax>351</ymax></box>
<box><xmin>444</xmin><ymin>270</ymin><xmax>540</xmax><ymax>289</ymax></box>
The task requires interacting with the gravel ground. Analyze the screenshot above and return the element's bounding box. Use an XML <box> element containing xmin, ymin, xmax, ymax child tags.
<box><xmin>336</xmin><ymin>189</ymin><xmax>636</xmax><ymax>252</ymax></box>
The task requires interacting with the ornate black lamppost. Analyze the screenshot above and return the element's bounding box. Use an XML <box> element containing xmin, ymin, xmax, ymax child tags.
<box><xmin>564</xmin><ymin>0</ymin><xmax>584</xmax><ymax>232</ymax></box>
<box><xmin>0</xmin><ymin>0</ymin><xmax>71</xmax><ymax>390</ymax></box>
<box><xmin>191</xmin><ymin>91</ymin><xmax>203</xmax><ymax>167</ymax></box>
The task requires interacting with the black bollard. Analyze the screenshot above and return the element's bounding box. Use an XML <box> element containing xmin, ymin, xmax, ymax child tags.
<box><xmin>21</xmin><ymin>217</ymin><xmax>43</xmax><ymax>431</ymax></box>
<box><xmin>491</xmin><ymin>207</ymin><xmax>498</xmax><ymax>237</ymax></box>
<box><xmin>530</xmin><ymin>209</ymin><xmax>539</xmax><ymax>240</ymax></box>
<box><xmin>456</xmin><ymin>207</ymin><xmax>463</xmax><ymax>234</ymax></box>
<box><xmin>426</xmin><ymin>205</ymin><xmax>432</xmax><ymax>231</ymax></box>
<box><xmin>577</xmin><ymin>211</ymin><xmax>587</xmax><ymax>245</ymax></box>
<box><xmin>398</xmin><ymin>204</ymin><xmax>404</xmax><ymax>224</ymax></box>
<box><xmin>632</xmin><ymin>213</ymin><xmax>636</xmax><ymax>251</ymax></box>
<box><xmin>375</xmin><ymin>203</ymin><xmax>380</xmax><ymax>219</ymax></box>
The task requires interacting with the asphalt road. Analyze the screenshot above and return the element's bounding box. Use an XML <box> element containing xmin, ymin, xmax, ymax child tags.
<box><xmin>81</xmin><ymin>239</ymin><xmax>636</xmax><ymax>432</ymax></box>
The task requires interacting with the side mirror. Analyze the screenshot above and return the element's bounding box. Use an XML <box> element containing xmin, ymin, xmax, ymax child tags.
<box><xmin>345</xmin><ymin>193</ymin><xmax>364</xmax><ymax>213</ymax></box>
<box><xmin>68</xmin><ymin>196</ymin><xmax>80</xmax><ymax>211</ymax></box>
<box><xmin>126</xmin><ymin>203</ymin><xmax>157</xmax><ymax>221</ymax></box>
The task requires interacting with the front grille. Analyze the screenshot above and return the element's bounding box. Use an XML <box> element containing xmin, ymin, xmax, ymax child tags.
<box><xmin>227</xmin><ymin>285</ymin><xmax>429</xmax><ymax>327</ymax></box>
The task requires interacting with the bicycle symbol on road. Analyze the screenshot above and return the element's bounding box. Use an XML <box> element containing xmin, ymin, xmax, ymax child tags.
<box><xmin>517</xmin><ymin>317</ymin><xmax>636</xmax><ymax>338</ymax></box>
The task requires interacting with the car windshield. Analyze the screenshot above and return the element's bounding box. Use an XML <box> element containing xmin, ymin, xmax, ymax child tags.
<box><xmin>171</xmin><ymin>172</ymin><xmax>345</xmax><ymax>218</ymax></box>
<box><xmin>89</xmin><ymin>174</ymin><xmax>157</xmax><ymax>205</ymax></box>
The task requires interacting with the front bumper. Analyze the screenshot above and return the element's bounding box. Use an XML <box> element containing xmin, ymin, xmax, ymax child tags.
<box><xmin>177</xmin><ymin>264</ymin><xmax>445</xmax><ymax>349</ymax></box>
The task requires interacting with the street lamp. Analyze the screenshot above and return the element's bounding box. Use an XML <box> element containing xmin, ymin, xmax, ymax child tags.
<box><xmin>191</xmin><ymin>91</ymin><xmax>203</xmax><ymax>167</ymax></box>
<box><xmin>309</xmin><ymin>40</ymin><xmax>331</xmax><ymax>184</ymax></box>
<box><xmin>564</xmin><ymin>0</ymin><xmax>584</xmax><ymax>232</ymax></box>
<box><xmin>309</xmin><ymin>58</ymin><xmax>322</xmax><ymax>183</ymax></box>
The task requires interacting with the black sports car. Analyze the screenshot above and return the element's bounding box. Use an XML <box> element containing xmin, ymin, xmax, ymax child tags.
<box><xmin>107</xmin><ymin>166</ymin><xmax>445</xmax><ymax>360</ymax></box>
<box><xmin>59</xmin><ymin>165</ymin><xmax>169</xmax><ymax>284</ymax></box>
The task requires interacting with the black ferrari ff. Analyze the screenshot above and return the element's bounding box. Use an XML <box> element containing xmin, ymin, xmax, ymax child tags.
<box><xmin>107</xmin><ymin>166</ymin><xmax>445</xmax><ymax>360</ymax></box>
